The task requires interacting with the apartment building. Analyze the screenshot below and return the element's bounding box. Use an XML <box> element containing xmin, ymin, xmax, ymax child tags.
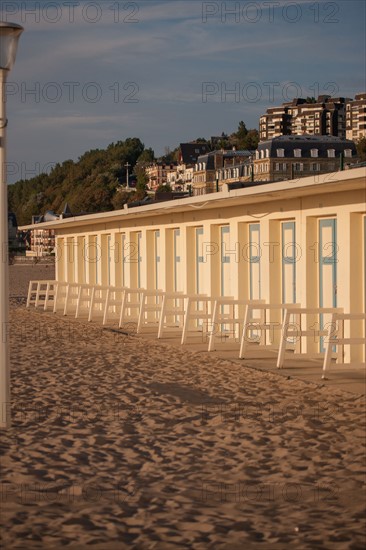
<box><xmin>260</xmin><ymin>95</ymin><xmax>351</xmax><ymax>141</ymax></box>
<box><xmin>254</xmin><ymin>135</ymin><xmax>357</xmax><ymax>182</ymax></box>
<box><xmin>346</xmin><ymin>93</ymin><xmax>366</xmax><ymax>140</ymax></box>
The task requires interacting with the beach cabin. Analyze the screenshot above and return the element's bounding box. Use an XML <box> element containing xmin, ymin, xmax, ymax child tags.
<box><xmin>22</xmin><ymin>168</ymin><xmax>366</xmax><ymax>365</ymax></box>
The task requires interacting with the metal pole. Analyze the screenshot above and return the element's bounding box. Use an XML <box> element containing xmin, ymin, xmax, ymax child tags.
<box><xmin>125</xmin><ymin>162</ymin><xmax>130</xmax><ymax>189</ymax></box>
<box><xmin>0</xmin><ymin>68</ymin><xmax>10</xmax><ymax>429</ymax></box>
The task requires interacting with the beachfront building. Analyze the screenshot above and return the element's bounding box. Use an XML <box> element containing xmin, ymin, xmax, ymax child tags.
<box><xmin>254</xmin><ymin>135</ymin><xmax>357</xmax><ymax>182</ymax></box>
<box><xmin>22</xmin><ymin>167</ymin><xmax>366</xmax><ymax>363</ymax></box>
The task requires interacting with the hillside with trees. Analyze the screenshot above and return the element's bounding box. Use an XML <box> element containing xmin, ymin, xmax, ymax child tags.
<box><xmin>8</xmin><ymin>138</ymin><xmax>153</xmax><ymax>225</ymax></box>
<box><xmin>9</xmin><ymin>122</ymin><xmax>259</xmax><ymax>225</ymax></box>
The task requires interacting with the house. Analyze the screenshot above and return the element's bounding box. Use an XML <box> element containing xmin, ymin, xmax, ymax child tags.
<box><xmin>167</xmin><ymin>143</ymin><xmax>211</xmax><ymax>191</ymax></box>
<box><xmin>193</xmin><ymin>149</ymin><xmax>253</xmax><ymax>194</ymax></box>
<box><xmin>254</xmin><ymin>135</ymin><xmax>357</xmax><ymax>182</ymax></box>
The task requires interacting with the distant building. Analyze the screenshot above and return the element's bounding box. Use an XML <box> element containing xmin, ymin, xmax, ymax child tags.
<box><xmin>29</xmin><ymin>204</ymin><xmax>73</xmax><ymax>257</ymax></box>
<box><xmin>146</xmin><ymin>162</ymin><xmax>177</xmax><ymax>190</ymax></box>
<box><xmin>259</xmin><ymin>95</ymin><xmax>351</xmax><ymax>141</ymax></box>
<box><xmin>167</xmin><ymin>143</ymin><xmax>211</xmax><ymax>191</ymax></box>
<box><xmin>193</xmin><ymin>149</ymin><xmax>253</xmax><ymax>194</ymax></box>
<box><xmin>346</xmin><ymin>93</ymin><xmax>366</xmax><ymax>141</ymax></box>
<box><xmin>253</xmin><ymin>135</ymin><xmax>357</xmax><ymax>182</ymax></box>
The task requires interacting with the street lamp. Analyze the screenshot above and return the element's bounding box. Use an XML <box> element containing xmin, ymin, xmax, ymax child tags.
<box><xmin>0</xmin><ymin>22</ymin><xmax>24</xmax><ymax>429</ymax></box>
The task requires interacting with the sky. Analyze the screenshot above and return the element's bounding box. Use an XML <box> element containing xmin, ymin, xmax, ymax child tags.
<box><xmin>2</xmin><ymin>0</ymin><xmax>366</xmax><ymax>183</ymax></box>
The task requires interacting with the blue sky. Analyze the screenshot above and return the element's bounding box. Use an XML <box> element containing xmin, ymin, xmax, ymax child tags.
<box><xmin>3</xmin><ymin>0</ymin><xmax>366</xmax><ymax>182</ymax></box>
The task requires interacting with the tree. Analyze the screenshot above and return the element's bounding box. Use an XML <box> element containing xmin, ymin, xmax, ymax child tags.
<box><xmin>8</xmin><ymin>137</ymin><xmax>149</xmax><ymax>224</ymax></box>
<box><xmin>234</xmin><ymin>122</ymin><xmax>259</xmax><ymax>150</ymax></box>
<box><xmin>356</xmin><ymin>136</ymin><xmax>366</xmax><ymax>161</ymax></box>
<box><xmin>134</xmin><ymin>148</ymin><xmax>155</xmax><ymax>192</ymax></box>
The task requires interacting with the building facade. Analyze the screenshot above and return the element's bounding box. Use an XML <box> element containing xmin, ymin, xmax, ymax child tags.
<box><xmin>193</xmin><ymin>150</ymin><xmax>253</xmax><ymax>194</ymax></box>
<box><xmin>259</xmin><ymin>95</ymin><xmax>352</xmax><ymax>142</ymax></box>
<box><xmin>346</xmin><ymin>93</ymin><xmax>366</xmax><ymax>141</ymax></box>
<box><xmin>254</xmin><ymin>135</ymin><xmax>357</xmax><ymax>182</ymax></box>
<box><xmin>167</xmin><ymin>143</ymin><xmax>211</xmax><ymax>191</ymax></box>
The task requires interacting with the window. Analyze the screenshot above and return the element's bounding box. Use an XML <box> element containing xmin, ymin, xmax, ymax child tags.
<box><xmin>294</xmin><ymin>163</ymin><xmax>303</xmax><ymax>171</ymax></box>
<box><xmin>311</xmin><ymin>149</ymin><xmax>318</xmax><ymax>158</ymax></box>
<box><xmin>255</xmin><ymin>150</ymin><xmax>260</xmax><ymax>160</ymax></box>
<box><xmin>277</xmin><ymin>148</ymin><xmax>285</xmax><ymax>157</ymax></box>
<box><xmin>265</xmin><ymin>149</ymin><xmax>270</xmax><ymax>158</ymax></box>
<box><xmin>294</xmin><ymin>149</ymin><xmax>302</xmax><ymax>158</ymax></box>
<box><xmin>311</xmin><ymin>163</ymin><xmax>320</xmax><ymax>171</ymax></box>
<box><xmin>328</xmin><ymin>149</ymin><xmax>336</xmax><ymax>158</ymax></box>
<box><xmin>344</xmin><ymin>149</ymin><xmax>352</xmax><ymax>158</ymax></box>
<box><xmin>260</xmin><ymin>150</ymin><xmax>265</xmax><ymax>159</ymax></box>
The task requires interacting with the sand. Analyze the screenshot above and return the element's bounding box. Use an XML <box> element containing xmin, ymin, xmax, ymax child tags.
<box><xmin>1</xmin><ymin>265</ymin><xmax>365</xmax><ymax>549</ymax></box>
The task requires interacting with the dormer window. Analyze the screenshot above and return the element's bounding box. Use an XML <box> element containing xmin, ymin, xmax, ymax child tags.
<box><xmin>328</xmin><ymin>149</ymin><xmax>336</xmax><ymax>158</ymax></box>
<box><xmin>260</xmin><ymin>150</ymin><xmax>265</xmax><ymax>159</ymax></box>
<box><xmin>255</xmin><ymin>150</ymin><xmax>260</xmax><ymax>160</ymax></box>
<box><xmin>311</xmin><ymin>149</ymin><xmax>318</xmax><ymax>158</ymax></box>
<box><xmin>265</xmin><ymin>149</ymin><xmax>269</xmax><ymax>158</ymax></box>
<box><xmin>276</xmin><ymin>148</ymin><xmax>284</xmax><ymax>157</ymax></box>
<box><xmin>294</xmin><ymin>149</ymin><xmax>302</xmax><ymax>158</ymax></box>
<box><xmin>344</xmin><ymin>149</ymin><xmax>352</xmax><ymax>158</ymax></box>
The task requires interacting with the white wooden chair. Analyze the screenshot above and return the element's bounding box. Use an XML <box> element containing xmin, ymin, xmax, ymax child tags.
<box><xmin>208</xmin><ymin>298</ymin><xmax>265</xmax><ymax>352</ymax></box>
<box><xmin>43</xmin><ymin>281</ymin><xmax>58</xmax><ymax>311</ymax></box>
<box><xmin>322</xmin><ymin>312</ymin><xmax>366</xmax><ymax>378</ymax></box>
<box><xmin>239</xmin><ymin>303</ymin><xmax>301</xmax><ymax>359</ymax></box>
<box><xmin>181</xmin><ymin>294</ymin><xmax>213</xmax><ymax>345</ymax></box>
<box><xmin>103</xmin><ymin>286</ymin><xmax>127</xmax><ymax>326</ymax></box>
<box><xmin>137</xmin><ymin>289</ymin><xmax>165</xmax><ymax>333</ymax></box>
<box><xmin>277</xmin><ymin>307</ymin><xmax>344</xmax><ymax>369</ymax></box>
<box><xmin>26</xmin><ymin>280</ymin><xmax>57</xmax><ymax>310</ymax></box>
<box><xmin>63</xmin><ymin>282</ymin><xmax>82</xmax><ymax>316</ymax></box>
<box><xmin>53</xmin><ymin>282</ymin><xmax>69</xmax><ymax>314</ymax></box>
<box><xmin>158</xmin><ymin>291</ymin><xmax>187</xmax><ymax>339</ymax></box>
<box><xmin>88</xmin><ymin>285</ymin><xmax>110</xmax><ymax>322</ymax></box>
<box><xmin>75</xmin><ymin>284</ymin><xmax>94</xmax><ymax>319</ymax></box>
<box><xmin>119</xmin><ymin>288</ymin><xmax>144</xmax><ymax>328</ymax></box>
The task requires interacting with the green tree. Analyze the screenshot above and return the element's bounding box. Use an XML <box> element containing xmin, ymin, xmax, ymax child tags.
<box><xmin>356</xmin><ymin>136</ymin><xmax>366</xmax><ymax>161</ymax></box>
<box><xmin>234</xmin><ymin>122</ymin><xmax>259</xmax><ymax>150</ymax></box>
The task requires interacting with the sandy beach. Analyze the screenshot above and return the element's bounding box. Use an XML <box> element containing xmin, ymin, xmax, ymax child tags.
<box><xmin>1</xmin><ymin>265</ymin><xmax>365</xmax><ymax>549</ymax></box>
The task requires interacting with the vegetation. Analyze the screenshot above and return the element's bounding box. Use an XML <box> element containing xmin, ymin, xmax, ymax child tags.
<box><xmin>8</xmin><ymin>138</ymin><xmax>151</xmax><ymax>225</ymax></box>
<box><xmin>355</xmin><ymin>136</ymin><xmax>366</xmax><ymax>161</ymax></box>
<box><xmin>8</xmin><ymin>121</ymin><xmax>260</xmax><ymax>225</ymax></box>
<box><xmin>233</xmin><ymin>121</ymin><xmax>260</xmax><ymax>150</ymax></box>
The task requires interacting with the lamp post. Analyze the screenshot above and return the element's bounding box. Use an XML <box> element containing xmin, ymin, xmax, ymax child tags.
<box><xmin>0</xmin><ymin>22</ymin><xmax>23</xmax><ymax>429</ymax></box>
